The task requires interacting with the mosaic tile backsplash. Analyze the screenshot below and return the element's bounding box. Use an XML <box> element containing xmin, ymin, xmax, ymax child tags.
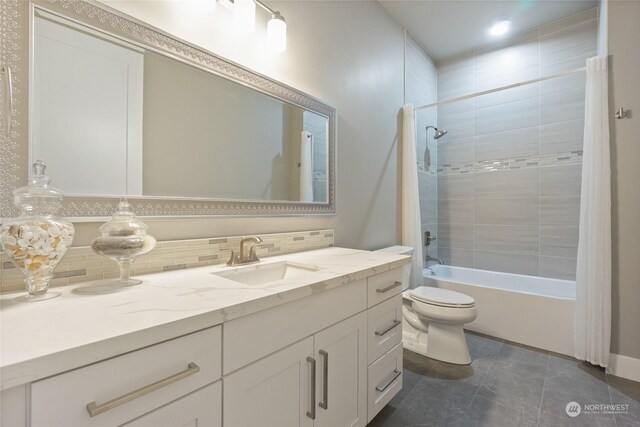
<box><xmin>0</xmin><ymin>229</ymin><xmax>334</xmax><ymax>294</ymax></box>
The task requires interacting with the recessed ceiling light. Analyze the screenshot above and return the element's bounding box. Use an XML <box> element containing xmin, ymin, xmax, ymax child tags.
<box><xmin>489</xmin><ymin>20</ymin><xmax>511</xmax><ymax>36</ymax></box>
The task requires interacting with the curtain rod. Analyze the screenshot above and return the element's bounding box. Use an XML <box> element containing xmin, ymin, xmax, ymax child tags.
<box><xmin>414</xmin><ymin>66</ymin><xmax>587</xmax><ymax>111</ymax></box>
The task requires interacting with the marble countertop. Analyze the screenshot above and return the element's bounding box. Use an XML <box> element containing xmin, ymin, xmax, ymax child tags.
<box><xmin>0</xmin><ymin>247</ymin><xmax>410</xmax><ymax>390</ymax></box>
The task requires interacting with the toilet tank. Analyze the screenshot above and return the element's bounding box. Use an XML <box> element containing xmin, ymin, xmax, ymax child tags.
<box><xmin>375</xmin><ymin>245</ymin><xmax>414</xmax><ymax>290</ymax></box>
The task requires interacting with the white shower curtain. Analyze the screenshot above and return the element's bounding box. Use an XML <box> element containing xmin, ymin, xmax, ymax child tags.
<box><xmin>575</xmin><ymin>56</ymin><xmax>611</xmax><ymax>367</ymax></box>
<box><xmin>401</xmin><ymin>104</ymin><xmax>424</xmax><ymax>289</ymax></box>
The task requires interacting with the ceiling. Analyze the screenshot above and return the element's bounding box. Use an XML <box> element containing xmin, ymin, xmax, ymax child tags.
<box><xmin>378</xmin><ymin>0</ymin><xmax>598</xmax><ymax>63</ymax></box>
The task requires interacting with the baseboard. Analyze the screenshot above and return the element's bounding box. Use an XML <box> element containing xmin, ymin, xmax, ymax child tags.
<box><xmin>607</xmin><ymin>353</ymin><xmax>640</xmax><ymax>382</ymax></box>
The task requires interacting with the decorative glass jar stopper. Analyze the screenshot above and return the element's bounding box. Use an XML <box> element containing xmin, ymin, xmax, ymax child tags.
<box><xmin>89</xmin><ymin>199</ymin><xmax>156</xmax><ymax>288</ymax></box>
<box><xmin>0</xmin><ymin>160</ymin><xmax>74</xmax><ymax>301</ymax></box>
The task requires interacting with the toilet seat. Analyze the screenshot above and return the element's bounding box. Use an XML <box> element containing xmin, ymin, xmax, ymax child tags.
<box><xmin>410</xmin><ymin>286</ymin><xmax>475</xmax><ymax>308</ymax></box>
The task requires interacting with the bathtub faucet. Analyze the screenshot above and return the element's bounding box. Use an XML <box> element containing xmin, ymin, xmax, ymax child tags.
<box><xmin>424</xmin><ymin>231</ymin><xmax>444</xmax><ymax>265</ymax></box>
<box><xmin>426</xmin><ymin>254</ymin><xmax>444</xmax><ymax>265</ymax></box>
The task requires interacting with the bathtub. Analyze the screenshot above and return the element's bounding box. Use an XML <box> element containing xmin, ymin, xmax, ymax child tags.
<box><xmin>424</xmin><ymin>265</ymin><xmax>576</xmax><ymax>357</ymax></box>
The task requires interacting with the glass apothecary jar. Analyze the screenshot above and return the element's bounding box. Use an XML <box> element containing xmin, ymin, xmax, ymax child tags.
<box><xmin>0</xmin><ymin>160</ymin><xmax>74</xmax><ymax>301</ymax></box>
<box><xmin>89</xmin><ymin>199</ymin><xmax>156</xmax><ymax>288</ymax></box>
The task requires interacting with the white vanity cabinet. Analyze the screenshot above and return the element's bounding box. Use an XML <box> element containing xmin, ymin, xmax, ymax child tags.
<box><xmin>223</xmin><ymin>278</ymin><xmax>369</xmax><ymax>427</ymax></box>
<box><xmin>30</xmin><ymin>326</ymin><xmax>222</xmax><ymax>427</ymax></box>
<box><xmin>1</xmin><ymin>264</ymin><xmax>407</xmax><ymax>427</ymax></box>
<box><xmin>365</xmin><ymin>269</ymin><xmax>404</xmax><ymax>423</ymax></box>
<box><xmin>224</xmin><ymin>337</ymin><xmax>315</xmax><ymax>427</ymax></box>
<box><xmin>122</xmin><ymin>382</ymin><xmax>221</xmax><ymax>427</ymax></box>
<box><xmin>223</xmin><ymin>267</ymin><xmax>403</xmax><ymax>427</ymax></box>
<box><xmin>224</xmin><ymin>312</ymin><xmax>367</xmax><ymax>427</ymax></box>
<box><xmin>313</xmin><ymin>312</ymin><xmax>367</xmax><ymax>427</ymax></box>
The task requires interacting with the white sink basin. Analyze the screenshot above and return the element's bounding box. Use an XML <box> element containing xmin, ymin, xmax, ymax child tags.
<box><xmin>213</xmin><ymin>261</ymin><xmax>321</xmax><ymax>286</ymax></box>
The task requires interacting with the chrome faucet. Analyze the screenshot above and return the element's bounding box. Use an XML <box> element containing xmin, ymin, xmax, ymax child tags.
<box><xmin>424</xmin><ymin>231</ymin><xmax>444</xmax><ymax>265</ymax></box>
<box><xmin>426</xmin><ymin>254</ymin><xmax>444</xmax><ymax>265</ymax></box>
<box><xmin>227</xmin><ymin>236</ymin><xmax>263</xmax><ymax>266</ymax></box>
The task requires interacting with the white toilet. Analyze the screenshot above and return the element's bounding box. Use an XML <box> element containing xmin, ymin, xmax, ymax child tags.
<box><xmin>375</xmin><ymin>246</ymin><xmax>478</xmax><ymax>365</ymax></box>
<box><xmin>402</xmin><ymin>287</ymin><xmax>477</xmax><ymax>365</ymax></box>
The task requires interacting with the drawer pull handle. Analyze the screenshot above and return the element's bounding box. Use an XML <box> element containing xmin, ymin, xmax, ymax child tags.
<box><xmin>307</xmin><ymin>356</ymin><xmax>316</xmax><ymax>420</ymax></box>
<box><xmin>319</xmin><ymin>350</ymin><xmax>328</xmax><ymax>410</ymax></box>
<box><xmin>375</xmin><ymin>369</ymin><xmax>401</xmax><ymax>393</ymax></box>
<box><xmin>376</xmin><ymin>281</ymin><xmax>402</xmax><ymax>294</ymax></box>
<box><xmin>86</xmin><ymin>362</ymin><xmax>200</xmax><ymax>417</ymax></box>
<box><xmin>375</xmin><ymin>319</ymin><xmax>402</xmax><ymax>336</ymax></box>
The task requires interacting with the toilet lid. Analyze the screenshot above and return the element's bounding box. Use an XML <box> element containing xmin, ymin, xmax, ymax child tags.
<box><xmin>410</xmin><ymin>286</ymin><xmax>475</xmax><ymax>308</ymax></box>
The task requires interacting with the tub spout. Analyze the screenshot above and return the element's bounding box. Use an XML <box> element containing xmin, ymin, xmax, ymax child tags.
<box><xmin>426</xmin><ymin>255</ymin><xmax>444</xmax><ymax>265</ymax></box>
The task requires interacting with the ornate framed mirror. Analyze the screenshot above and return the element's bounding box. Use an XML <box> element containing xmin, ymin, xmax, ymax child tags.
<box><xmin>0</xmin><ymin>0</ymin><xmax>336</xmax><ymax>220</ymax></box>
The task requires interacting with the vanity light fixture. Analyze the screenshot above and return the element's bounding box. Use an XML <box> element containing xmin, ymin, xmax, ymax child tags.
<box><xmin>232</xmin><ymin>0</ymin><xmax>256</xmax><ymax>35</ymax></box>
<box><xmin>221</xmin><ymin>0</ymin><xmax>287</xmax><ymax>52</ymax></box>
<box><xmin>488</xmin><ymin>20</ymin><xmax>511</xmax><ymax>36</ymax></box>
<box><xmin>267</xmin><ymin>11</ymin><xmax>287</xmax><ymax>53</ymax></box>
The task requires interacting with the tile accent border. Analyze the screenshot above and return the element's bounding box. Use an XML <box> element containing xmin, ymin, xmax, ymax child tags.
<box><xmin>0</xmin><ymin>229</ymin><xmax>334</xmax><ymax>294</ymax></box>
<box><xmin>437</xmin><ymin>150</ymin><xmax>583</xmax><ymax>176</ymax></box>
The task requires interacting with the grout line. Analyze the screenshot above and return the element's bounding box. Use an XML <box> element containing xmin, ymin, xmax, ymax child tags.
<box><xmin>472</xmin><ymin>47</ymin><xmax>477</xmax><ymax>270</ymax></box>
<box><xmin>464</xmin><ymin>337</ymin><xmax>503</xmax><ymax>415</ymax></box>
<box><xmin>604</xmin><ymin>370</ymin><xmax>618</xmax><ymax>427</ymax></box>
<box><xmin>393</xmin><ymin>372</ymin><xmax>422</xmax><ymax>409</ymax></box>
<box><xmin>538</xmin><ymin>24</ymin><xmax>543</xmax><ymax>279</ymax></box>
<box><xmin>539</xmin><ymin>16</ymin><xmax>598</xmax><ymax>41</ymax></box>
<box><xmin>536</xmin><ymin>352</ymin><xmax>550</xmax><ymax>427</ymax></box>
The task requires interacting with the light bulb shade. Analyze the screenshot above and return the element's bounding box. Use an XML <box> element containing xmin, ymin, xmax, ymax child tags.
<box><xmin>267</xmin><ymin>14</ymin><xmax>287</xmax><ymax>53</ymax></box>
<box><xmin>233</xmin><ymin>0</ymin><xmax>256</xmax><ymax>35</ymax></box>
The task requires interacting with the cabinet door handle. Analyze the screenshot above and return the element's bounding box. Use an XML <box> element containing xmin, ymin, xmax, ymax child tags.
<box><xmin>375</xmin><ymin>319</ymin><xmax>402</xmax><ymax>336</ymax></box>
<box><xmin>306</xmin><ymin>356</ymin><xmax>316</xmax><ymax>420</ymax></box>
<box><xmin>376</xmin><ymin>281</ymin><xmax>401</xmax><ymax>293</ymax></box>
<box><xmin>86</xmin><ymin>362</ymin><xmax>200</xmax><ymax>417</ymax></box>
<box><xmin>375</xmin><ymin>369</ymin><xmax>401</xmax><ymax>392</ymax></box>
<box><xmin>319</xmin><ymin>350</ymin><xmax>328</xmax><ymax>410</ymax></box>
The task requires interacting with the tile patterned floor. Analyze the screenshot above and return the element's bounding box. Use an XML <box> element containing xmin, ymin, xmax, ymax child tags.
<box><xmin>369</xmin><ymin>332</ymin><xmax>640</xmax><ymax>427</ymax></box>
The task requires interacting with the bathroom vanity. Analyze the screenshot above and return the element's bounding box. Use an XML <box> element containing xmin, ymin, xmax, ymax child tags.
<box><xmin>0</xmin><ymin>247</ymin><xmax>409</xmax><ymax>426</ymax></box>
<box><xmin>0</xmin><ymin>3</ymin><xmax>407</xmax><ymax>424</ymax></box>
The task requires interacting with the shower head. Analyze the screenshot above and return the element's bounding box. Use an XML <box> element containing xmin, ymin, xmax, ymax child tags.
<box><xmin>434</xmin><ymin>128</ymin><xmax>447</xmax><ymax>139</ymax></box>
<box><xmin>426</xmin><ymin>125</ymin><xmax>448</xmax><ymax>140</ymax></box>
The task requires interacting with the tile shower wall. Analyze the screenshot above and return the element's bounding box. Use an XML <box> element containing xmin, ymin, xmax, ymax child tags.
<box><xmin>405</xmin><ymin>33</ymin><xmax>438</xmax><ymax>263</ymax></box>
<box><xmin>435</xmin><ymin>8</ymin><xmax>597</xmax><ymax>280</ymax></box>
<box><xmin>0</xmin><ymin>229</ymin><xmax>334</xmax><ymax>293</ymax></box>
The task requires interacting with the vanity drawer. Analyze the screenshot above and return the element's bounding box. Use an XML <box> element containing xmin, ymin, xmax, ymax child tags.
<box><xmin>224</xmin><ymin>278</ymin><xmax>366</xmax><ymax>374</ymax></box>
<box><xmin>367</xmin><ymin>343</ymin><xmax>403</xmax><ymax>423</ymax></box>
<box><xmin>367</xmin><ymin>268</ymin><xmax>403</xmax><ymax>307</ymax></box>
<box><xmin>368</xmin><ymin>294</ymin><xmax>402</xmax><ymax>363</ymax></box>
<box><xmin>31</xmin><ymin>326</ymin><xmax>222</xmax><ymax>427</ymax></box>
<box><xmin>122</xmin><ymin>382</ymin><xmax>221</xmax><ymax>427</ymax></box>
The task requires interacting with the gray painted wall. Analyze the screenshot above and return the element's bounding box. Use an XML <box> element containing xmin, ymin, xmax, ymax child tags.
<box><xmin>434</xmin><ymin>9</ymin><xmax>597</xmax><ymax>279</ymax></box>
<box><xmin>609</xmin><ymin>0</ymin><xmax>640</xmax><ymax>361</ymax></box>
<box><xmin>87</xmin><ymin>0</ymin><xmax>405</xmax><ymax>251</ymax></box>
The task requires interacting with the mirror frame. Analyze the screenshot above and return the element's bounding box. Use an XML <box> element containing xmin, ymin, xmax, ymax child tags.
<box><xmin>0</xmin><ymin>0</ymin><xmax>336</xmax><ymax>220</ymax></box>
